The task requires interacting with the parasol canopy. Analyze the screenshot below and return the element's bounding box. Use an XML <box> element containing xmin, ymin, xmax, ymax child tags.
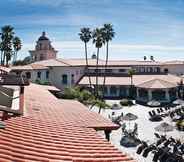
<box><xmin>147</xmin><ymin>100</ymin><xmax>161</xmax><ymax>107</ymax></box>
<box><xmin>172</xmin><ymin>99</ymin><xmax>184</xmax><ymax>105</ymax></box>
<box><xmin>122</xmin><ymin>113</ymin><xmax>138</xmax><ymax>121</ymax></box>
<box><xmin>155</xmin><ymin>122</ymin><xmax>174</xmax><ymax>135</ymax></box>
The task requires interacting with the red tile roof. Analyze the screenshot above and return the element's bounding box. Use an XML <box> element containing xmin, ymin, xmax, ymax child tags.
<box><xmin>0</xmin><ymin>84</ymin><xmax>135</xmax><ymax>162</ymax></box>
<box><xmin>79</xmin><ymin>74</ymin><xmax>181</xmax><ymax>88</ymax></box>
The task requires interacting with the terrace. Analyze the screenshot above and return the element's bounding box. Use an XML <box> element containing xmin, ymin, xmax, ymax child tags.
<box><xmin>91</xmin><ymin>100</ymin><xmax>184</xmax><ymax>162</ymax></box>
<box><xmin>0</xmin><ymin>83</ymin><xmax>135</xmax><ymax>162</ymax></box>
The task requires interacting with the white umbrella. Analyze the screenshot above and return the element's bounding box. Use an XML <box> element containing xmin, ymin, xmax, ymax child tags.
<box><xmin>147</xmin><ymin>100</ymin><xmax>161</xmax><ymax>107</ymax></box>
<box><xmin>172</xmin><ymin>99</ymin><xmax>184</xmax><ymax>105</ymax></box>
<box><xmin>155</xmin><ymin>122</ymin><xmax>174</xmax><ymax>135</ymax></box>
<box><xmin>122</xmin><ymin>113</ymin><xmax>138</xmax><ymax>121</ymax></box>
<box><xmin>122</xmin><ymin>113</ymin><xmax>138</xmax><ymax>130</ymax></box>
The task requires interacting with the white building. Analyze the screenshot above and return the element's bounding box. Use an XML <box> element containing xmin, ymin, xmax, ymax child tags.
<box><xmin>10</xmin><ymin>32</ymin><xmax>184</xmax><ymax>104</ymax></box>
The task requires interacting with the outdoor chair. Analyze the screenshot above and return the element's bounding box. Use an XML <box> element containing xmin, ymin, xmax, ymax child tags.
<box><xmin>154</xmin><ymin>133</ymin><xmax>161</xmax><ymax>138</ymax></box>
<box><xmin>163</xmin><ymin>139</ymin><xmax>172</xmax><ymax>147</ymax></box>
<box><xmin>152</xmin><ymin>110</ymin><xmax>157</xmax><ymax>116</ymax></box>
<box><xmin>160</xmin><ymin>107</ymin><xmax>164</xmax><ymax>112</ymax></box>
<box><xmin>142</xmin><ymin>145</ymin><xmax>157</xmax><ymax>157</ymax></box>
<box><xmin>157</xmin><ymin>109</ymin><xmax>161</xmax><ymax>114</ymax></box>
<box><xmin>148</xmin><ymin>111</ymin><xmax>153</xmax><ymax>117</ymax></box>
<box><xmin>152</xmin><ymin>151</ymin><xmax>161</xmax><ymax>162</ymax></box>
<box><xmin>136</xmin><ymin>141</ymin><xmax>148</xmax><ymax>154</ymax></box>
<box><xmin>149</xmin><ymin>115</ymin><xmax>162</xmax><ymax>122</ymax></box>
<box><xmin>156</xmin><ymin>136</ymin><xmax>166</xmax><ymax>146</ymax></box>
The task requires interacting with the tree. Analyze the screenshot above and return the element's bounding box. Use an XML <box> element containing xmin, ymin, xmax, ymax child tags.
<box><xmin>143</xmin><ymin>56</ymin><xmax>147</xmax><ymax>60</ymax></box>
<box><xmin>0</xmin><ymin>25</ymin><xmax>14</xmax><ymax>66</ymax></box>
<box><xmin>13</xmin><ymin>56</ymin><xmax>32</xmax><ymax>66</ymax></box>
<box><xmin>92</xmin><ymin>28</ymin><xmax>105</xmax><ymax>98</ymax></box>
<box><xmin>95</xmin><ymin>99</ymin><xmax>110</xmax><ymax>114</ymax></box>
<box><xmin>101</xmin><ymin>24</ymin><xmax>115</xmax><ymax>98</ymax></box>
<box><xmin>79</xmin><ymin>28</ymin><xmax>92</xmax><ymax>89</ymax></box>
<box><xmin>0</xmin><ymin>25</ymin><xmax>21</xmax><ymax>66</ymax></box>
<box><xmin>13</xmin><ymin>36</ymin><xmax>22</xmax><ymax>63</ymax></box>
<box><xmin>128</xmin><ymin>69</ymin><xmax>135</xmax><ymax>98</ymax></box>
<box><xmin>0</xmin><ymin>41</ymin><xmax>3</xmax><ymax>65</ymax></box>
<box><xmin>150</xmin><ymin>55</ymin><xmax>154</xmax><ymax>61</ymax></box>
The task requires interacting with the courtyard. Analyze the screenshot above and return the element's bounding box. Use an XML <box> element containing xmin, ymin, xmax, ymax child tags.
<box><xmin>91</xmin><ymin>100</ymin><xmax>184</xmax><ymax>162</ymax></box>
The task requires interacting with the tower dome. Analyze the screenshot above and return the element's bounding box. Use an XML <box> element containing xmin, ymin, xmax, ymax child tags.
<box><xmin>29</xmin><ymin>31</ymin><xmax>58</xmax><ymax>62</ymax></box>
<box><xmin>38</xmin><ymin>32</ymin><xmax>49</xmax><ymax>41</ymax></box>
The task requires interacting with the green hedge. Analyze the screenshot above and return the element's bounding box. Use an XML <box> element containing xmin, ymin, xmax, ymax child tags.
<box><xmin>120</xmin><ymin>99</ymin><xmax>133</xmax><ymax>106</ymax></box>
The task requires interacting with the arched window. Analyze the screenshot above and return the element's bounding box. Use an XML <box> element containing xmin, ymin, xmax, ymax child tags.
<box><xmin>37</xmin><ymin>71</ymin><xmax>41</xmax><ymax>79</ymax></box>
<box><xmin>25</xmin><ymin>72</ymin><xmax>31</xmax><ymax>79</ymax></box>
<box><xmin>71</xmin><ymin>74</ymin><xmax>75</xmax><ymax>84</ymax></box>
<box><xmin>62</xmin><ymin>74</ymin><xmax>68</xmax><ymax>85</ymax></box>
<box><xmin>39</xmin><ymin>43</ymin><xmax>42</xmax><ymax>50</ymax></box>
<box><xmin>46</xmin><ymin>71</ymin><xmax>49</xmax><ymax>79</ymax></box>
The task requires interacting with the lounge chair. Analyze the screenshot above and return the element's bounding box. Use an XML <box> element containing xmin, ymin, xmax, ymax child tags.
<box><xmin>136</xmin><ymin>141</ymin><xmax>148</xmax><ymax>154</ymax></box>
<box><xmin>154</xmin><ymin>133</ymin><xmax>161</xmax><ymax>138</ymax></box>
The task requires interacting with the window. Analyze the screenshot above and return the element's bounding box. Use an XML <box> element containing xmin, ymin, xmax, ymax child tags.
<box><xmin>37</xmin><ymin>71</ymin><xmax>41</xmax><ymax>79</ymax></box>
<box><xmin>140</xmin><ymin>67</ymin><xmax>145</xmax><ymax>73</ymax></box>
<box><xmin>39</xmin><ymin>43</ymin><xmax>42</xmax><ymax>50</ymax></box>
<box><xmin>62</xmin><ymin>74</ymin><xmax>68</xmax><ymax>85</ymax></box>
<box><xmin>164</xmin><ymin>68</ymin><xmax>168</xmax><ymax>73</ymax></box>
<box><xmin>94</xmin><ymin>69</ymin><xmax>101</xmax><ymax>73</ymax></box>
<box><xmin>110</xmin><ymin>86</ymin><xmax>117</xmax><ymax>95</ymax></box>
<box><xmin>119</xmin><ymin>69</ymin><xmax>126</xmax><ymax>73</ymax></box>
<box><xmin>105</xmin><ymin>69</ymin><xmax>112</xmax><ymax>73</ymax></box>
<box><xmin>25</xmin><ymin>72</ymin><xmax>31</xmax><ymax>79</ymax></box>
<box><xmin>46</xmin><ymin>71</ymin><xmax>49</xmax><ymax>79</ymax></box>
<box><xmin>154</xmin><ymin>67</ymin><xmax>160</xmax><ymax>73</ymax></box>
<box><xmin>71</xmin><ymin>74</ymin><xmax>75</xmax><ymax>84</ymax></box>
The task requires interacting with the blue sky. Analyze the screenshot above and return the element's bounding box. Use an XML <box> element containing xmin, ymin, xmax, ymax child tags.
<box><xmin>0</xmin><ymin>0</ymin><xmax>184</xmax><ymax>60</ymax></box>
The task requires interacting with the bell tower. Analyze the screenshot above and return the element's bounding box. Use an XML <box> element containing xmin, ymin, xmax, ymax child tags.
<box><xmin>29</xmin><ymin>32</ymin><xmax>58</xmax><ymax>62</ymax></box>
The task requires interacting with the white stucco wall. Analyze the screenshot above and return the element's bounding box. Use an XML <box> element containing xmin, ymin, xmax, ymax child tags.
<box><xmin>15</xmin><ymin>69</ymin><xmax>49</xmax><ymax>82</ymax></box>
<box><xmin>162</xmin><ymin>64</ymin><xmax>184</xmax><ymax>75</ymax></box>
<box><xmin>49</xmin><ymin>66</ymin><xmax>85</xmax><ymax>90</ymax></box>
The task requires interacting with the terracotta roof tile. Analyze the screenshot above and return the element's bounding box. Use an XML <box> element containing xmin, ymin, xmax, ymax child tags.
<box><xmin>79</xmin><ymin>74</ymin><xmax>181</xmax><ymax>87</ymax></box>
<box><xmin>0</xmin><ymin>84</ymin><xmax>135</xmax><ymax>162</ymax></box>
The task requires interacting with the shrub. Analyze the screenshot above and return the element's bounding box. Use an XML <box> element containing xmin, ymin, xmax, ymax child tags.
<box><xmin>120</xmin><ymin>99</ymin><xmax>133</xmax><ymax>106</ymax></box>
<box><xmin>60</xmin><ymin>87</ymin><xmax>77</xmax><ymax>99</ymax></box>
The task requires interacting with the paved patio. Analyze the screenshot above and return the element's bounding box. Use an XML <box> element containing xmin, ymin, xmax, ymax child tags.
<box><xmin>91</xmin><ymin>100</ymin><xmax>184</xmax><ymax>162</ymax></box>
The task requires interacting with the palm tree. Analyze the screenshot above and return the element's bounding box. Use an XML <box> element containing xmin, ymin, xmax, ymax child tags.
<box><xmin>101</xmin><ymin>24</ymin><xmax>115</xmax><ymax>98</ymax></box>
<box><xmin>143</xmin><ymin>56</ymin><xmax>147</xmax><ymax>61</ymax></box>
<box><xmin>13</xmin><ymin>36</ymin><xmax>22</xmax><ymax>63</ymax></box>
<box><xmin>128</xmin><ymin>69</ymin><xmax>135</xmax><ymax>98</ymax></box>
<box><xmin>79</xmin><ymin>28</ymin><xmax>92</xmax><ymax>89</ymax></box>
<box><xmin>92</xmin><ymin>28</ymin><xmax>105</xmax><ymax>98</ymax></box>
<box><xmin>0</xmin><ymin>42</ymin><xmax>3</xmax><ymax>65</ymax></box>
<box><xmin>0</xmin><ymin>25</ymin><xmax>14</xmax><ymax>66</ymax></box>
<box><xmin>150</xmin><ymin>55</ymin><xmax>154</xmax><ymax>61</ymax></box>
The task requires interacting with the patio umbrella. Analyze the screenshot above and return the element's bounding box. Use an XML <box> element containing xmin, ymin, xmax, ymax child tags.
<box><xmin>122</xmin><ymin>113</ymin><xmax>138</xmax><ymax>130</ymax></box>
<box><xmin>155</xmin><ymin>122</ymin><xmax>174</xmax><ymax>135</ymax></box>
<box><xmin>172</xmin><ymin>99</ymin><xmax>184</xmax><ymax>105</ymax></box>
<box><xmin>147</xmin><ymin>100</ymin><xmax>161</xmax><ymax>107</ymax></box>
<box><xmin>122</xmin><ymin>113</ymin><xmax>138</xmax><ymax>121</ymax></box>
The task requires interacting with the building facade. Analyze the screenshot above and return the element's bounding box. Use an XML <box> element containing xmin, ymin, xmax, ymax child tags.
<box><xmin>10</xmin><ymin>32</ymin><xmax>184</xmax><ymax>104</ymax></box>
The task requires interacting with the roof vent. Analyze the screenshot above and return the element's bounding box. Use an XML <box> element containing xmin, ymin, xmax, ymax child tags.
<box><xmin>0</xmin><ymin>121</ymin><xmax>6</xmax><ymax>129</ymax></box>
